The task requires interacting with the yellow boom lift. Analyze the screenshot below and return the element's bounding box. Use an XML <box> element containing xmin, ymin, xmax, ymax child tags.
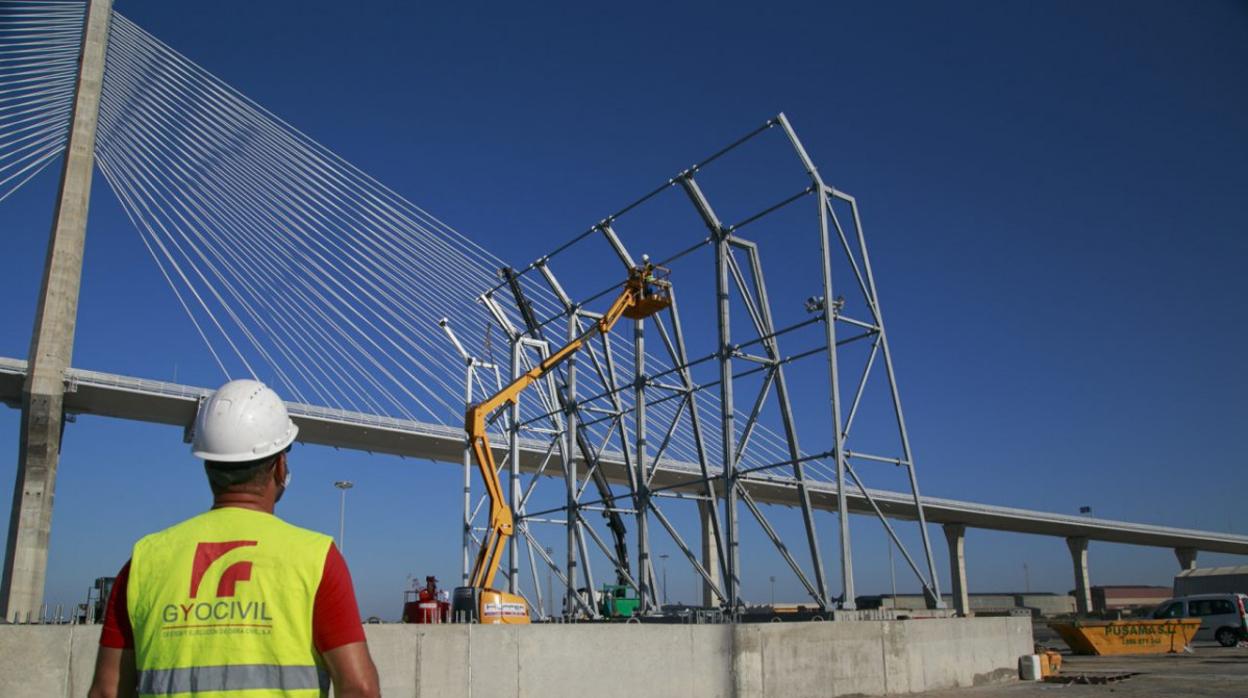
<box><xmin>452</xmin><ymin>261</ymin><xmax>672</xmax><ymax>623</ymax></box>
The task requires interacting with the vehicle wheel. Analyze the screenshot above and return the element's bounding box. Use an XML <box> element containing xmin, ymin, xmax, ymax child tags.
<box><xmin>1215</xmin><ymin>627</ymin><xmax>1238</xmax><ymax>647</ymax></box>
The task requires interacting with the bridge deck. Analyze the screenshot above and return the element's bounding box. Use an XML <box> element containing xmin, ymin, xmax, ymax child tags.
<box><xmin>1</xmin><ymin>356</ymin><xmax>1244</xmax><ymax>555</ymax></box>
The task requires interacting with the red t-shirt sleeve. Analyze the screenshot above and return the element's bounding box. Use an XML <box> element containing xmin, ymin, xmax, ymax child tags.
<box><xmin>313</xmin><ymin>543</ymin><xmax>366</xmax><ymax>653</ymax></box>
<box><xmin>99</xmin><ymin>560</ymin><xmax>134</xmax><ymax>649</ymax></box>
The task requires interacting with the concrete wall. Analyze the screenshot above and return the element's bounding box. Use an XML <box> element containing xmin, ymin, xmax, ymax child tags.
<box><xmin>871</xmin><ymin>593</ymin><xmax>1020</xmax><ymax>611</ymax></box>
<box><xmin>876</xmin><ymin>594</ymin><xmax>954</xmax><ymax>610</ymax></box>
<box><xmin>0</xmin><ymin>617</ymin><xmax>1030</xmax><ymax>697</ymax></box>
<box><xmin>1015</xmin><ymin>594</ymin><xmax>1076</xmax><ymax>617</ymax></box>
<box><xmin>967</xmin><ymin>595</ymin><xmax>1017</xmax><ymax>613</ymax></box>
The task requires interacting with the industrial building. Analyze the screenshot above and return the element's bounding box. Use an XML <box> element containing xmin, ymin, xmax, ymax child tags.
<box><xmin>1088</xmin><ymin>585</ymin><xmax>1171</xmax><ymax>614</ymax></box>
<box><xmin>1174</xmin><ymin>565</ymin><xmax>1248</xmax><ymax>596</ymax></box>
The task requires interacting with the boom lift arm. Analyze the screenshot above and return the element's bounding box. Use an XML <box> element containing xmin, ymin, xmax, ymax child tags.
<box><xmin>501</xmin><ymin>267</ymin><xmax>634</xmax><ymax>587</ymax></box>
<box><xmin>458</xmin><ymin>262</ymin><xmax>671</xmax><ymax>622</ymax></box>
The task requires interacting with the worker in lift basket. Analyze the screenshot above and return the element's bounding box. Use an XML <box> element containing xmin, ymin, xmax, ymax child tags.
<box><xmin>88</xmin><ymin>380</ymin><xmax>381</xmax><ymax>698</ymax></box>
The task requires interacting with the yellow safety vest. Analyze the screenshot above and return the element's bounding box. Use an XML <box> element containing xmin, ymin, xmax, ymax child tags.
<box><xmin>127</xmin><ymin>507</ymin><xmax>333</xmax><ymax>697</ymax></box>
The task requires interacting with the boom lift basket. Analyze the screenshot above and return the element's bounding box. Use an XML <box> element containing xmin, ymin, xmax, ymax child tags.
<box><xmin>622</xmin><ymin>264</ymin><xmax>671</xmax><ymax>319</ymax></box>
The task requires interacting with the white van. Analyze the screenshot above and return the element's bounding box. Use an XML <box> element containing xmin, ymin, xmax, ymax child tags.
<box><xmin>1152</xmin><ymin>593</ymin><xmax>1248</xmax><ymax>646</ymax></box>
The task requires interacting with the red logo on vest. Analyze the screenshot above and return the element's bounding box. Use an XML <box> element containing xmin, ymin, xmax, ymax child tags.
<box><xmin>190</xmin><ymin>541</ymin><xmax>257</xmax><ymax>598</ymax></box>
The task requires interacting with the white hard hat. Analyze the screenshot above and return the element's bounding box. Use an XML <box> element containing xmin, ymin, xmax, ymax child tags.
<box><xmin>192</xmin><ymin>379</ymin><xmax>298</xmax><ymax>462</ymax></box>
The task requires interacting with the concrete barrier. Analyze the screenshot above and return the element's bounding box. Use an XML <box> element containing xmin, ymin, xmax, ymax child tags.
<box><xmin>0</xmin><ymin>616</ymin><xmax>1029</xmax><ymax>697</ymax></box>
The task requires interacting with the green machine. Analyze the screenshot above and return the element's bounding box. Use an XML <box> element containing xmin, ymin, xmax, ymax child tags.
<box><xmin>598</xmin><ymin>584</ymin><xmax>640</xmax><ymax>618</ymax></box>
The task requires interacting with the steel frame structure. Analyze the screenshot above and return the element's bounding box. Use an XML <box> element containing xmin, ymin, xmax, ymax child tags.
<box><xmin>442</xmin><ymin>114</ymin><xmax>944</xmax><ymax>619</ymax></box>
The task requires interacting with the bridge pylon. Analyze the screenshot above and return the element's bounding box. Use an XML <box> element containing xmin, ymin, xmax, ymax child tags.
<box><xmin>1</xmin><ymin>0</ymin><xmax>113</xmax><ymax>622</ymax></box>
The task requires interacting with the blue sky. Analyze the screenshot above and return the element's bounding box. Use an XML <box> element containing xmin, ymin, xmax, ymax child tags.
<box><xmin>1</xmin><ymin>0</ymin><xmax>1246</xmax><ymax>619</ymax></box>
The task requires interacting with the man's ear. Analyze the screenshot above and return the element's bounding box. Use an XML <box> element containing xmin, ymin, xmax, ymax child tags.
<box><xmin>274</xmin><ymin>452</ymin><xmax>288</xmax><ymax>486</ymax></box>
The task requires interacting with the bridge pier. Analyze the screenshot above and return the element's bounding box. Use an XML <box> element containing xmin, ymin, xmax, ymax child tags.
<box><xmin>700</xmin><ymin>500</ymin><xmax>720</xmax><ymax>607</ymax></box>
<box><xmin>943</xmin><ymin>523</ymin><xmax>970</xmax><ymax>616</ymax></box>
<box><xmin>1066</xmin><ymin>536</ymin><xmax>1092</xmax><ymax>615</ymax></box>
<box><xmin>1174</xmin><ymin>546</ymin><xmax>1197</xmax><ymax>571</ymax></box>
<box><xmin>1</xmin><ymin>0</ymin><xmax>112</xmax><ymax>622</ymax></box>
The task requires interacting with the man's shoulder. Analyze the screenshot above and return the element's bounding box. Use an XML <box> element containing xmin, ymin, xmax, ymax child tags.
<box><xmin>135</xmin><ymin>509</ymin><xmax>332</xmax><ymax>551</ymax></box>
<box><xmin>268</xmin><ymin>516</ymin><xmax>335</xmax><ymax>549</ymax></box>
<box><xmin>133</xmin><ymin>511</ymin><xmax>212</xmax><ymax>547</ymax></box>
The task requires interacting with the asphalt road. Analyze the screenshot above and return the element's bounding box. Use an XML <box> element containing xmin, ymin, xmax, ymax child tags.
<box><xmin>920</xmin><ymin>640</ymin><xmax>1248</xmax><ymax>697</ymax></box>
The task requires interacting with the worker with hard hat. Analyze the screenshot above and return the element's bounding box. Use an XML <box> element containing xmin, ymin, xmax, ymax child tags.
<box><xmin>88</xmin><ymin>379</ymin><xmax>380</xmax><ymax>698</ymax></box>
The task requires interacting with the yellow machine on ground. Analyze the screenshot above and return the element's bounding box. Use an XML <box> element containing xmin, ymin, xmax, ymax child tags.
<box><xmin>451</xmin><ymin>262</ymin><xmax>672</xmax><ymax>623</ymax></box>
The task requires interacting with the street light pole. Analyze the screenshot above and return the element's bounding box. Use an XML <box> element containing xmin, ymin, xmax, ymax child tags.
<box><xmin>769</xmin><ymin>576</ymin><xmax>776</xmax><ymax>607</ymax></box>
<box><xmin>334</xmin><ymin>481</ymin><xmax>354</xmax><ymax>553</ymax></box>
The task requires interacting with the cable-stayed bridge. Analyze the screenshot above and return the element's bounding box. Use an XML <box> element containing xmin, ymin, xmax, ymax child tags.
<box><xmin>1</xmin><ymin>0</ymin><xmax>1245</xmax><ymax>624</ymax></box>
<box><xmin>1</xmin><ymin>356</ymin><xmax>1241</xmax><ymax>557</ymax></box>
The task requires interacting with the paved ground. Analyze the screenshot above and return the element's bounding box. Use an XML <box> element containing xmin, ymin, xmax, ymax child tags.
<box><xmin>921</xmin><ymin>641</ymin><xmax>1248</xmax><ymax>697</ymax></box>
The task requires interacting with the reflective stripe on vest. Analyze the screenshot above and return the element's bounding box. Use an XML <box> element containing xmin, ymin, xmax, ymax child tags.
<box><xmin>138</xmin><ymin>664</ymin><xmax>329</xmax><ymax>695</ymax></box>
<box><xmin>127</xmin><ymin>508</ymin><xmax>334</xmax><ymax>697</ymax></box>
